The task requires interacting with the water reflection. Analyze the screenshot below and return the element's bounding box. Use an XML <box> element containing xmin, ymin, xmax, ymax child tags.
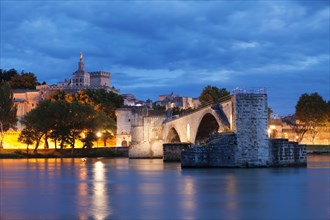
<box><xmin>225</xmin><ymin>174</ymin><xmax>238</xmax><ymax>212</ymax></box>
<box><xmin>0</xmin><ymin>156</ymin><xmax>329</xmax><ymax>220</ymax></box>
<box><xmin>92</xmin><ymin>161</ymin><xmax>110</xmax><ymax>219</ymax></box>
<box><xmin>77</xmin><ymin>161</ymin><xmax>88</xmax><ymax>220</ymax></box>
<box><xmin>180</xmin><ymin>176</ymin><xmax>196</xmax><ymax>218</ymax></box>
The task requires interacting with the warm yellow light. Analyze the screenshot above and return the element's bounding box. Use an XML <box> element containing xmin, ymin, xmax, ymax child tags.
<box><xmin>269</xmin><ymin>125</ymin><xmax>276</xmax><ymax>129</ymax></box>
<box><xmin>96</xmin><ymin>132</ymin><xmax>102</xmax><ymax>138</ymax></box>
<box><xmin>186</xmin><ymin>124</ymin><xmax>191</xmax><ymax>142</ymax></box>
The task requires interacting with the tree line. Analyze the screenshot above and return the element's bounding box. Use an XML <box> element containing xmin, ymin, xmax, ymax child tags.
<box><xmin>0</xmin><ymin>69</ymin><xmax>40</xmax><ymax>89</ymax></box>
<box><xmin>0</xmin><ymin>80</ymin><xmax>123</xmax><ymax>151</ymax></box>
<box><xmin>19</xmin><ymin>89</ymin><xmax>123</xmax><ymax>151</ymax></box>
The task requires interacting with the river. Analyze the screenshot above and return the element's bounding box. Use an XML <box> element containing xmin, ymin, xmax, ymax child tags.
<box><xmin>0</xmin><ymin>155</ymin><xmax>329</xmax><ymax>220</ymax></box>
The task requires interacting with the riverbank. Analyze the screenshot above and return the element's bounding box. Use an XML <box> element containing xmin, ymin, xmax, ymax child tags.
<box><xmin>306</xmin><ymin>145</ymin><xmax>330</xmax><ymax>154</ymax></box>
<box><xmin>0</xmin><ymin>145</ymin><xmax>328</xmax><ymax>159</ymax></box>
<box><xmin>0</xmin><ymin>147</ymin><xmax>128</xmax><ymax>159</ymax></box>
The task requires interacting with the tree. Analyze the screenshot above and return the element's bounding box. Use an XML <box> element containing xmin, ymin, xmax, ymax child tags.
<box><xmin>0</xmin><ymin>69</ymin><xmax>38</xmax><ymax>89</ymax></box>
<box><xmin>18</xmin><ymin>128</ymin><xmax>39</xmax><ymax>153</ymax></box>
<box><xmin>0</xmin><ymin>69</ymin><xmax>18</xmax><ymax>82</ymax></box>
<box><xmin>65</xmin><ymin>102</ymin><xmax>97</xmax><ymax>149</ymax></box>
<box><xmin>20</xmin><ymin>106</ymin><xmax>47</xmax><ymax>152</ymax></box>
<box><xmin>81</xmin><ymin>131</ymin><xmax>97</xmax><ymax>148</ymax></box>
<box><xmin>199</xmin><ymin>85</ymin><xmax>230</xmax><ymax>106</ymax></box>
<box><xmin>268</xmin><ymin>107</ymin><xmax>273</xmax><ymax>125</ymax></box>
<box><xmin>0</xmin><ymin>81</ymin><xmax>17</xmax><ymax>149</ymax></box>
<box><xmin>282</xmin><ymin>115</ymin><xmax>308</xmax><ymax>143</ymax></box>
<box><xmin>295</xmin><ymin>93</ymin><xmax>328</xmax><ymax>144</ymax></box>
<box><xmin>94</xmin><ymin>111</ymin><xmax>116</xmax><ymax>146</ymax></box>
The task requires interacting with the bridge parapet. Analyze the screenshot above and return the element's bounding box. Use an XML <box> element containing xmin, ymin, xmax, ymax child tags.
<box><xmin>164</xmin><ymin>95</ymin><xmax>232</xmax><ymax>123</ymax></box>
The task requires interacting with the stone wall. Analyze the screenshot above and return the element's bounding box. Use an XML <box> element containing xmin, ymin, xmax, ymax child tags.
<box><xmin>233</xmin><ymin>93</ymin><xmax>269</xmax><ymax>166</ymax></box>
<box><xmin>127</xmin><ymin>108</ymin><xmax>167</xmax><ymax>158</ymax></box>
<box><xmin>269</xmin><ymin>139</ymin><xmax>307</xmax><ymax>166</ymax></box>
<box><xmin>115</xmin><ymin>108</ymin><xmax>133</xmax><ymax>146</ymax></box>
<box><xmin>181</xmin><ymin>133</ymin><xmax>237</xmax><ymax>167</ymax></box>
<box><xmin>181</xmin><ymin>134</ymin><xmax>307</xmax><ymax>168</ymax></box>
<box><xmin>163</xmin><ymin>143</ymin><xmax>191</xmax><ymax>162</ymax></box>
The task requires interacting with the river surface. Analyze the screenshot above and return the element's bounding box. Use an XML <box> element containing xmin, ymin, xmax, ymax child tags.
<box><xmin>0</xmin><ymin>155</ymin><xmax>329</xmax><ymax>220</ymax></box>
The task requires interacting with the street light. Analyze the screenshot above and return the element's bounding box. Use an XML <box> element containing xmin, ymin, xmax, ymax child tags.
<box><xmin>96</xmin><ymin>132</ymin><xmax>102</xmax><ymax>147</ymax></box>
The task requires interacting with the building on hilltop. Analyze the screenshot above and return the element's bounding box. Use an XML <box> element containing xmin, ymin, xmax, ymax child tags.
<box><xmin>53</xmin><ymin>52</ymin><xmax>118</xmax><ymax>94</ymax></box>
<box><xmin>12</xmin><ymin>52</ymin><xmax>120</xmax><ymax>129</ymax></box>
<box><xmin>155</xmin><ymin>92</ymin><xmax>200</xmax><ymax>110</ymax></box>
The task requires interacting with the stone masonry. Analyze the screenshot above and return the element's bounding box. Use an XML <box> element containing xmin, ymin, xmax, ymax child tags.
<box><xmin>232</xmin><ymin>93</ymin><xmax>269</xmax><ymax>166</ymax></box>
<box><xmin>268</xmin><ymin>138</ymin><xmax>307</xmax><ymax>166</ymax></box>
<box><xmin>181</xmin><ymin>133</ymin><xmax>237</xmax><ymax>167</ymax></box>
<box><xmin>163</xmin><ymin>143</ymin><xmax>192</xmax><ymax>162</ymax></box>
<box><xmin>126</xmin><ymin>108</ymin><xmax>166</xmax><ymax>158</ymax></box>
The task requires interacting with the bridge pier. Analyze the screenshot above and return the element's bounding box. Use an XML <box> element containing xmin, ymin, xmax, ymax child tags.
<box><xmin>232</xmin><ymin>93</ymin><xmax>269</xmax><ymax>166</ymax></box>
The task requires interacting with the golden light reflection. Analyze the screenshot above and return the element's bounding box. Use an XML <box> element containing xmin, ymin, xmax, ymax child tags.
<box><xmin>181</xmin><ymin>176</ymin><xmax>196</xmax><ymax>212</ymax></box>
<box><xmin>92</xmin><ymin>161</ymin><xmax>110</xmax><ymax>220</ymax></box>
<box><xmin>225</xmin><ymin>174</ymin><xmax>238</xmax><ymax>211</ymax></box>
<box><xmin>77</xmin><ymin>163</ymin><xmax>88</xmax><ymax>220</ymax></box>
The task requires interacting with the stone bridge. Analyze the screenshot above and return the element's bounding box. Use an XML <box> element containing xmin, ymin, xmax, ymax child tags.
<box><xmin>116</xmin><ymin>90</ymin><xmax>270</xmax><ymax>165</ymax></box>
<box><xmin>163</xmin><ymin>96</ymin><xmax>232</xmax><ymax>145</ymax></box>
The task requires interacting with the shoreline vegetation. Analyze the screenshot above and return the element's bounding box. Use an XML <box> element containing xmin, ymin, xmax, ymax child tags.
<box><xmin>0</xmin><ymin>147</ymin><xmax>128</xmax><ymax>159</ymax></box>
<box><xmin>0</xmin><ymin>145</ymin><xmax>329</xmax><ymax>159</ymax></box>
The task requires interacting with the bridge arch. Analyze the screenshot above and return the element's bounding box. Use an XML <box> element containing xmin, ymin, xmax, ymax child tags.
<box><xmin>166</xmin><ymin>127</ymin><xmax>181</xmax><ymax>143</ymax></box>
<box><xmin>194</xmin><ymin>113</ymin><xmax>220</xmax><ymax>145</ymax></box>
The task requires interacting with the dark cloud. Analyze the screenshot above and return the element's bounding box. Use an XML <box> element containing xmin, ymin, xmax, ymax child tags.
<box><xmin>1</xmin><ymin>0</ymin><xmax>329</xmax><ymax>116</ymax></box>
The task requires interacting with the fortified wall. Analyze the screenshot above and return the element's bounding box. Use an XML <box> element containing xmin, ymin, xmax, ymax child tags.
<box><xmin>116</xmin><ymin>108</ymin><xmax>166</xmax><ymax>158</ymax></box>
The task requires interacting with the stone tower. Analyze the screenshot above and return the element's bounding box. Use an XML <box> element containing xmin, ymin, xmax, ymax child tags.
<box><xmin>71</xmin><ymin>52</ymin><xmax>90</xmax><ymax>87</ymax></box>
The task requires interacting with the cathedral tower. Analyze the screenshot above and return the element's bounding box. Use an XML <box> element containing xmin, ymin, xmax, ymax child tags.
<box><xmin>72</xmin><ymin>52</ymin><xmax>90</xmax><ymax>87</ymax></box>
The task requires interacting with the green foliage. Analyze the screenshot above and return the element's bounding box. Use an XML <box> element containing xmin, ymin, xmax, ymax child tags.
<box><xmin>199</xmin><ymin>85</ymin><xmax>230</xmax><ymax>106</ymax></box>
<box><xmin>172</xmin><ymin>106</ymin><xmax>193</xmax><ymax>116</ymax></box>
<box><xmin>0</xmin><ymin>81</ymin><xmax>17</xmax><ymax>148</ymax></box>
<box><xmin>18</xmin><ymin>128</ymin><xmax>38</xmax><ymax>148</ymax></box>
<box><xmin>81</xmin><ymin>131</ymin><xmax>97</xmax><ymax>149</ymax></box>
<box><xmin>295</xmin><ymin>93</ymin><xmax>328</xmax><ymax>143</ymax></box>
<box><xmin>0</xmin><ymin>69</ymin><xmax>18</xmax><ymax>81</ymax></box>
<box><xmin>153</xmin><ymin>105</ymin><xmax>166</xmax><ymax>111</ymax></box>
<box><xmin>94</xmin><ymin>111</ymin><xmax>116</xmax><ymax>146</ymax></box>
<box><xmin>296</xmin><ymin>93</ymin><xmax>328</xmax><ymax>124</ymax></box>
<box><xmin>268</xmin><ymin>107</ymin><xmax>273</xmax><ymax>120</ymax></box>
<box><xmin>0</xmin><ymin>69</ymin><xmax>38</xmax><ymax>89</ymax></box>
<box><xmin>19</xmin><ymin>89</ymin><xmax>123</xmax><ymax>150</ymax></box>
<box><xmin>48</xmin><ymin>89</ymin><xmax>124</xmax><ymax>119</ymax></box>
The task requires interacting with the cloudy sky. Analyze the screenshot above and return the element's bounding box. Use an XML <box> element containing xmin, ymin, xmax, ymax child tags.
<box><xmin>1</xmin><ymin>0</ymin><xmax>329</xmax><ymax>116</ymax></box>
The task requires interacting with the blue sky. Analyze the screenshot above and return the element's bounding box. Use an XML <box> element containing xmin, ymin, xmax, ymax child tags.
<box><xmin>1</xmin><ymin>0</ymin><xmax>329</xmax><ymax>116</ymax></box>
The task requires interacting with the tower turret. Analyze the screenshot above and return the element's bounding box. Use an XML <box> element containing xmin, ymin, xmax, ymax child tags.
<box><xmin>72</xmin><ymin>52</ymin><xmax>90</xmax><ymax>87</ymax></box>
<box><xmin>78</xmin><ymin>51</ymin><xmax>84</xmax><ymax>71</ymax></box>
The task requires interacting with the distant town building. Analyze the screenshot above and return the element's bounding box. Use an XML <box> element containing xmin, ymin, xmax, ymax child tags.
<box><xmin>155</xmin><ymin>92</ymin><xmax>200</xmax><ymax>110</ymax></box>
<box><xmin>121</xmin><ymin>94</ymin><xmax>153</xmax><ymax>108</ymax></box>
